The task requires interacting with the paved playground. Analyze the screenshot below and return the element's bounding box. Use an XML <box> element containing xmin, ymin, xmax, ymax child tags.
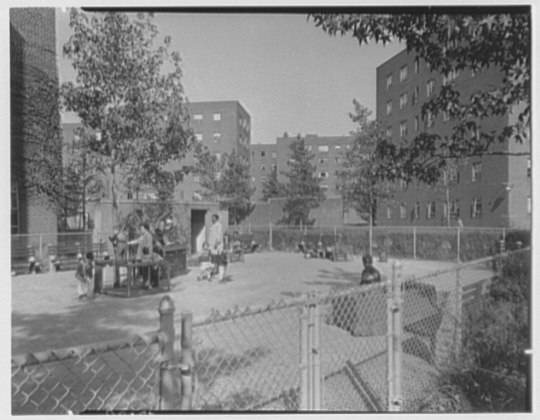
<box><xmin>11</xmin><ymin>252</ymin><xmax>459</xmax><ymax>355</ymax></box>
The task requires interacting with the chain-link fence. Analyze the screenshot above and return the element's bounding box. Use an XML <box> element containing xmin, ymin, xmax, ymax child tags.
<box><xmin>11</xmin><ymin>332</ymin><xmax>163</xmax><ymax>414</ymax></box>
<box><xmin>12</xmin><ymin>249</ymin><xmax>529</xmax><ymax>413</ymax></box>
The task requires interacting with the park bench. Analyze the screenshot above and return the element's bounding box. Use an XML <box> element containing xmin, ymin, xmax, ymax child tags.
<box><xmin>240</xmin><ymin>234</ymin><xmax>260</xmax><ymax>254</ymax></box>
<box><xmin>11</xmin><ymin>245</ymin><xmax>36</xmax><ymax>274</ymax></box>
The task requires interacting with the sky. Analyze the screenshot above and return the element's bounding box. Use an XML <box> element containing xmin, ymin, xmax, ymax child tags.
<box><xmin>56</xmin><ymin>9</ymin><xmax>405</xmax><ymax>144</ymax></box>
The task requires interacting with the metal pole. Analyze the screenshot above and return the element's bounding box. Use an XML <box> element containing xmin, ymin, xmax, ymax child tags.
<box><xmin>386</xmin><ymin>270</ymin><xmax>394</xmax><ymax>411</ymax></box>
<box><xmin>307</xmin><ymin>303</ymin><xmax>314</xmax><ymax>409</ymax></box>
<box><xmin>454</xmin><ymin>267</ymin><xmax>463</xmax><ymax>358</ymax></box>
<box><xmin>391</xmin><ymin>261</ymin><xmax>403</xmax><ymax>412</ymax></box>
<box><xmin>312</xmin><ymin>302</ymin><xmax>321</xmax><ymax>410</ymax></box>
<box><xmin>158</xmin><ymin>296</ymin><xmax>176</xmax><ymax>410</ymax></box>
<box><xmin>180</xmin><ymin>312</ymin><xmax>194</xmax><ymax>410</ymax></box>
<box><xmin>369</xmin><ymin>214</ymin><xmax>373</xmax><ymax>257</ymax></box>
<box><xmin>299</xmin><ymin>306</ymin><xmax>309</xmax><ymax>410</ymax></box>
<box><xmin>457</xmin><ymin>227</ymin><xmax>461</xmax><ymax>263</ymax></box>
<box><xmin>412</xmin><ymin>227</ymin><xmax>416</xmax><ymax>260</ymax></box>
<box><xmin>269</xmin><ymin>222</ymin><xmax>273</xmax><ymax>251</ymax></box>
<box><xmin>39</xmin><ymin>234</ymin><xmax>43</xmax><ymax>260</ymax></box>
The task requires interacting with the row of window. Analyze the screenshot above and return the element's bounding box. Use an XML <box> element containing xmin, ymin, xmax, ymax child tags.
<box><xmin>386</xmin><ymin>79</ymin><xmax>436</xmax><ymax>116</ymax></box>
<box><xmin>386</xmin><ymin>57</ymin><xmax>421</xmax><ymax>89</ymax></box>
<box><xmin>387</xmin><ymin>198</ymin><xmax>479</xmax><ymax>221</ymax></box>
<box><xmin>192</xmin><ymin>112</ymin><xmax>251</xmax><ymax>132</ymax></box>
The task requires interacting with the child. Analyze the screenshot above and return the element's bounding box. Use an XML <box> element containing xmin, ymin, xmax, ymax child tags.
<box><xmin>75</xmin><ymin>253</ymin><xmax>89</xmax><ymax>299</ymax></box>
<box><xmin>197</xmin><ymin>242</ymin><xmax>214</xmax><ymax>282</ymax></box>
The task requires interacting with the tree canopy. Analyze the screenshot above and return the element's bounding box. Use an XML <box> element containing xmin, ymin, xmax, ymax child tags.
<box><xmin>261</xmin><ymin>165</ymin><xmax>284</xmax><ymax>201</ymax></box>
<box><xmin>310</xmin><ymin>10</ymin><xmax>530</xmax><ymax>184</ymax></box>
<box><xmin>337</xmin><ymin>100</ymin><xmax>393</xmax><ymax>225</ymax></box>
<box><xmin>61</xmin><ymin>10</ymin><xmax>193</xmax><ymax>213</ymax></box>
<box><xmin>281</xmin><ymin>136</ymin><xmax>325</xmax><ymax>225</ymax></box>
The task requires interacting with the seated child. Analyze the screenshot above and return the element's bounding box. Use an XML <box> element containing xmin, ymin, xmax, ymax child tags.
<box><xmin>197</xmin><ymin>242</ymin><xmax>214</xmax><ymax>282</ymax></box>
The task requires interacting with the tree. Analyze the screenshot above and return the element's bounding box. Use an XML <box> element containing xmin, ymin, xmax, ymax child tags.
<box><xmin>218</xmin><ymin>150</ymin><xmax>255</xmax><ymax>225</ymax></box>
<box><xmin>337</xmin><ymin>100</ymin><xmax>393</xmax><ymax>227</ymax></box>
<box><xmin>310</xmin><ymin>11</ymin><xmax>530</xmax><ymax>184</ymax></box>
<box><xmin>281</xmin><ymin>136</ymin><xmax>325</xmax><ymax>225</ymax></box>
<box><xmin>61</xmin><ymin>10</ymin><xmax>193</xmax><ymax>223</ymax></box>
<box><xmin>191</xmin><ymin>143</ymin><xmax>222</xmax><ymax>201</ymax></box>
<box><xmin>261</xmin><ymin>165</ymin><xmax>284</xmax><ymax>201</ymax></box>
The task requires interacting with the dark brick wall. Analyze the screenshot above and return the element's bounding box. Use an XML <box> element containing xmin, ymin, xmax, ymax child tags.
<box><xmin>11</xmin><ymin>8</ymin><xmax>60</xmax><ymax>235</ymax></box>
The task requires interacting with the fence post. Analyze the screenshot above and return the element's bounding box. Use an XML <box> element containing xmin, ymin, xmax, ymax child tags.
<box><xmin>299</xmin><ymin>306</ymin><xmax>309</xmax><ymax>410</ymax></box>
<box><xmin>39</xmin><ymin>234</ymin><xmax>43</xmax><ymax>260</ymax></box>
<box><xmin>180</xmin><ymin>312</ymin><xmax>194</xmax><ymax>410</ymax></box>
<box><xmin>269</xmin><ymin>222</ymin><xmax>273</xmax><ymax>251</ymax></box>
<box><xmin>456</xmin><ymin>227</ymin><xmax>461</xmax><ymax>263</ymax></box>
<box><xmin>310</xmin><ymin>301</ymin><xmax>321</xmax><ymax>410</ymax></box>
<box><xmin>412</xmin><ymin>227</ymin><xmax>416</xmax><ymax>260</ymax></box>
<box><xmin>158</xmin><ymin>295</ymin><xmax>176</xmax><ymax>410</ymax></box>
<box><xmin>386</xmin><ymin>270</ymin><xmax>394</xmax><ymax>411</ymax></box>
<box><xmin>391</xmin><ymin>261</ymin><xmax>403</xmax><ymax>412</ymax></box>
<box><xmin>454</xmin><ymin>266</ymin><xmax>463</xmax><ymax>358</ymax></box>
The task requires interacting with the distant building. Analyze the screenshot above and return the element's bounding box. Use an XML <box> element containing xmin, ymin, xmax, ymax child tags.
<box><xmin>177</xmin><ymin>101</ymin><xmax>251</xmax><ymax>202</ymax></box>
<box><xmin>11</xmin><ymin>8</ymin><xmax>61</xmax><ymax>236</ymax></box>
<box><xmin>376</xmin><ymin>49</ymin><xmax>531</xmax><ymax>228</ymax></box>
<box><xmin>250</xmin><ymin>144</ymin><xmax>278</xmax><ymax>201</ymax></box>
<box><xmin>276</xmin><ymin>134</ymin><xmax>353</xmax><ymax>199</ymax></box>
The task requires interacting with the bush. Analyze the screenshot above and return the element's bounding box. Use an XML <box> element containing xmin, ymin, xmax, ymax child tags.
<box><xmin>431</xmin><ymin>251</ymin><xmax>530</xmax><ymax>412</ymax></box>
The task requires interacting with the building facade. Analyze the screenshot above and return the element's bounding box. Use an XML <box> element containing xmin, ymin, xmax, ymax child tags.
<box><xmin>11</xmin><ymin>8</ymin><xmax>61</xmax><ymax>236</ymax></box>
<box><xmin>177</xmin><ymin>101</ymin><xmax>252</xmax><ymax>202</ymax></box>
<box><xmin>375</xmin><ymin>49</ymin><xmax>531</xmax><ymax>229</ymax></box>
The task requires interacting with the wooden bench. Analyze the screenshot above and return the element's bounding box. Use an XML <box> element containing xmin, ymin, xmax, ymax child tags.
<box><xmin>11</xmin><ymin>245</ymin><xmax>36</xmax><ymax>274</ymax></box>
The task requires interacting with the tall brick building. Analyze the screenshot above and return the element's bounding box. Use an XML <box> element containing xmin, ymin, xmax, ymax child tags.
<box><xmin>11</xmin><ymin>8</ymin><xmax>61</xmax><ymax>236</ymax></box>
<box><xmin>251</xmin><ymin>134</ymin><xmax>353</xmax><ymax>202</ymax></box>
<box><xmin>176</xmin><ymin>101</ymin><xmax>251</xmax><ymax>202</ymax></box>
<box><xmin>376</xmin><ymin>49</ymin><xmax>531</xmax><ymax>229</ymax></box>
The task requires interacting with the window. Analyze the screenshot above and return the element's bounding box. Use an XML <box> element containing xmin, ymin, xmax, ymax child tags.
<box><xmin>261</xmin><ymin>164</ymin><xmax>266</xmax><ymax>172</ymax></box>
<box><xmin>414</xmin><ymin>57</ymin><xmax>420</xmax><ymax>74</ymax></box>
<box><xmin>527</xmin><ymin>196</ymin><xmax>531</xmax><ymax>214</ymax></box>
<box><xmin>412</xmin><ymin>86</ymin><xmax>419</xmax><ymax>105</ymax></box>
<box><xmin>400</xmin><ymin>203</ymin><xmax>407</xmax><ymax>219</ymax></box>
<box><xmin>414</xmin><ymin>116</ymin><xmax>419</xmax><ymax>132</ymax></box>
<box><xmin>335</xmin><ymin>145</ymin><xmax>342</xmax><ymax>151</ymax></box>
<box><xmin>321</xmin><ymin>185</ymin><xmax>329</xmax><ymax>191</ymax></box>
<box><xmin>414</xmin><ymin>202</ymin><xmax>421</xmax><ymax>220</ymax></box>
<box><xmin>386</xmin><ymin>100</ymin><xmax>392</xmax><ymax>116</ymax></box>
<box><xmin>400</xmin><ymin>121</ymin><xmax>408</xmax><ymax>138</ymax></box>
<box><xmin>426</xmin><ymin>201</ymin><xmax>436</xmax><ymax>219</ymax></box>
<box><xmin>442</xmin><ymin>69</ymin><xmax>459</xmax><ymax>86</ymax></box>
<box><xmin>271</xmin><ymin>164</ymin><xmax>277</xmax><ymax>171</ymax></box>
<box><xmin>386</xmin><ymin>126</ymin><xmax>393</xmax><ymax>138</ymax></box>
<box><xmin>319</xmin><ymin>171</ymin><xmax>328</xmax><ymax>178</ymax></box>
<box><xmin>271</xmin><ymin>151</ymin><xmax>277</xmax><ymax>159</ymax></box>
<box><xmin>216</xmin><ymin>152</ymin><xmax>222</xmax><ymax>162</ymax></box>
<box><xmin>400</xmin><ymin>65</ymin><xmax>408</xmax><ymax>82</ymax></box>
<box><xmin>213</xmin><ymin>113</ymin><xmax>221</xmax><ymax>121</ymax></box>
<box><xmin>318</xmin><ymin>145</ymin><xmax>329</xmax><ymax>153</ymax></box>
<box><xmin>386</xmin><ymin>206</ymin><xmax>393</xmax><ymax>220</ymax></box>
<box><xmin>213</xmin><ymin>132</ymin><xmax>221</xmax><ymax>143</ymax></box>
<box><xmin>11</xmin><ymin>181</ymin><xmax>19</xmax><ymax>234</ymax></box>
<box><xmin>193</xmin><ymin>114</ymin><xmax>203</xmax><ymax>120</ymax></box>
<box><xmin>319</xmin><ymin>158</ymin><xmax>327</xmax><ymax>164</ymax></box>
<box><xmin>450</xmin><ymin>200</ymin><xmax>460</xmax><ymax>218</ymax></box>
<box><xmin>426</xmin><ymin>79</ymin><xmax>435</xmax><ymax>97</ymax></box>
<box><xmin>335</xmin><ymin>157</ymin><xmax>341</xmax><ymax>164</ymax></box>
<box><xmin>447</xmin><ymin>167</ymin><xmax>460</xmax><ymax>184</ymax></box>
<box><xmin>195</xmin><ymin>133</ymin><xmax>203</xmax><ymax>142</ymax></box>
<box><xmin>472</xmin><ymin>197</ymin><xmax>483</xmax><ymax>218</ymax></box>
<box><xmin>261</xmin><ymin>151</ymin><xmax>266</xmax><ymax>157</ymax></box>
<box><xmin>527</xmin><ymin>159</ymin><xmax>531</xmax><ymax>177</ymax></box>
<box><xmin>400</xmin><ymin>93</ymin><xmax>408</xmax><ymax>109</ymax></box>
<box><xmin>426</xmin><ymin>111</ymin><xmax>434</xmax><ymax>128</ymax></box>
<box><xmin>472</xmin><ymin>162</ymin><xmax>482</xmax><ymax>183</ymax></box>
<box><xmin>386</xmin><ymin>73</ymin><xmax>393</xmax><ymax>89</ymax></box>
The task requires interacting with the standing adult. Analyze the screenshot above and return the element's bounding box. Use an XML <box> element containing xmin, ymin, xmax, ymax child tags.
<box><xmin>208</xmin><ymin>214</ymin><xmax>227</xmax><ymax>282</ymax></box>
<box><xmin>128</xmin><ymin>223</ymin><xmax>154</xmax><ymax>288</ymax></box>
<box><xmin>75</xmin><ymin>253</ymin><xmax>89</xmax><ymax>299</ymax></box>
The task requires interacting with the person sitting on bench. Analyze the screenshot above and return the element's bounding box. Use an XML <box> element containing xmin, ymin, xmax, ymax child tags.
<box><xmin>360</xmin><ymin>254</ymin><xmax>382</xmax><ymax>285</ymax></box>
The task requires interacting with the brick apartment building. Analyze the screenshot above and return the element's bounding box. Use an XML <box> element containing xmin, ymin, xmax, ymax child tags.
<box><xmin>11</xmin><ymin>8</ymin><xmax>61</xmax><ymax>236</ymax></box>
<box><xmin>177</xmin><ymin>100</ymin><xmax>252</xmax><ymax>202</ymax></box>
<box><xmin>251</xmin><ymin>134</ymin><xmax>353</xmax><ymax>202</ymax></box>
<box><xmin>376</xmin><ymin>49</ymin><xmax>531</xmax><ymax>229</ymax></box>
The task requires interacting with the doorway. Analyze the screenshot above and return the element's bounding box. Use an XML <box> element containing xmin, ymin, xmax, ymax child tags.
<box><xmin>191</xmin><ymin>209</ymin><xmax>207</xmax><ymax>254</ymax></box>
